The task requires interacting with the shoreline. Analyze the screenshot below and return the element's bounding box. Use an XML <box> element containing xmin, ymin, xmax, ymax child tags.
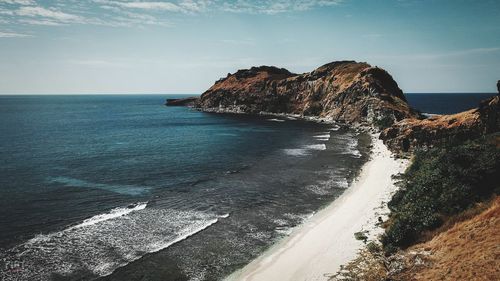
<box><xmin>226</xmin><ymin>134</ymin><xmax>409</xmax><ymax>281</ymax></box>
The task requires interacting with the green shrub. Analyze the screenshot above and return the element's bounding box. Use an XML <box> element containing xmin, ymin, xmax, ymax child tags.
<box><xmin>382</xmin><ymin>134</ymin><xmax>500</xmax><ymax>252</ymax></box>
<box><xmin>354</xmin><ymin>231</ymin><xmax>368</xmax><ymax>243</ymax></box>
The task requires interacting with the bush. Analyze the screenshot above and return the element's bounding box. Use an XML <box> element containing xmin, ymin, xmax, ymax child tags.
<box><xmin>382</xmin><ymin>134</ymin><xmax>500</xmax><ymax>252</ymax></box>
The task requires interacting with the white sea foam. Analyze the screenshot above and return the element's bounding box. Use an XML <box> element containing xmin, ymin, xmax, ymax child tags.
<box><xmin>283</xmin><ymin>143</ymin><xmax>327</xmax><ymax>156</ymax></box>
<box><xmin>303</xmin><ymin>144</ymin><xmax>326</xmax><ymax>150</ymax></box>
<box><xmin>69</xmin><ymin>202</ymin><xmax>148</xmax><ymax>229</ymax></box>
<box><xmin>346</xmin><ymin>137</ymin><xmax>362</xmax><ymax>158</ymax></box>
<box><xmin>330</xmin><ymin>125</ymin><xmax>341</xmax><ymax>131</ymax></box>
<box><xmin>283</xmin><ymin>148</ymin><xmax>310</xmax><ymax>156</ymax></box>
<box><xmin>267</xmin><ymin>118</ymin><xmax>285</xmax><ymax>122</ymax></box>
<box><xmin>146</xmin><ymin>217</ymin><xmax>221</xmax><ymax>253</ymax></box>
<box><xmin>313</xmin><ymin>133</ymin><xmax>331</xmax><ymax>141</ymax></box>
<box><xmin>1</xmin><ymin>207</ymin><xmax>222</xmax><ymax>281</ymax></box>
<box><xmin>422</xmin><ymin>113</ymin><xmax>439</xmax><ymax>118</ymax></box>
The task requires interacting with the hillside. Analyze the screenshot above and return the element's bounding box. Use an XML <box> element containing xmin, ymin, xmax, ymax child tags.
<box><xmin>381</xmin><ymin>95</ymin><xmax>500</xmax><ymax>153</ymax></box>
<box><xmin>394</xmin><ymin>196</ymin><xmax>500</xmax><ymax>281</ymax></box>
<box><xmin>195</xmin><ymin>61</ymin><xmax>416</xmax><ymax>126</ymax></box>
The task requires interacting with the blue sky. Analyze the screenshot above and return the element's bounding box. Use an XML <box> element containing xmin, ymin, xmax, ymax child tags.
<box><xmin>0</xmin><ymin>0</ymin><xmax>499</xmax><ymax>94</ymax></box>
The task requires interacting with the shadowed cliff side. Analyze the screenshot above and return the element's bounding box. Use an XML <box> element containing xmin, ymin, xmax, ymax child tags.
<box><xmin>195</xmin><ymin>61</ymin><xmax>416</xmax><ymax>127</ymax></box>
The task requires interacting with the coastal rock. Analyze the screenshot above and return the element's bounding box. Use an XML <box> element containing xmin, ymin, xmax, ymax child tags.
<box><xmin>380</xmin><ymin>95</ymin><xmax>500</xmax><ymax>152</ymax></box>
<box><xmin>165</xmin><ymin>97</ymin><xmax>198</xmax><ymax>106</ymax></box>
<box><xmin>195</xmin><ymin>61</ymin><xmax>416</xmax><ymax>127</ymax></box>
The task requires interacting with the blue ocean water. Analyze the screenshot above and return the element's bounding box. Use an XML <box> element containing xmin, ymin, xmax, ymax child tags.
<box><xmin>0</xmin><ymin>93</ymin><xmax>489</xmax><ymax>280</ymax></box>
<box><xmin>405</xmin><ymin>93</ymin><xmax>495</xmax><ymax>114</ymax></box>
<box><xmin>0</xmin><ymin>95</ymin><xmax>368</xmax><ymax>281</ymax></box>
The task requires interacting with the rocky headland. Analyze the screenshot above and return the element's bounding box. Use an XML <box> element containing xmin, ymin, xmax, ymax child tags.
<box><xmin>166</xmin><ymin>64</ymin><xmax>499</xmax><ymax>280</ymax></box>
<box><xmin>168</xmin><ymin>62</ymin><xmax>499</xmax><ymax>154</ymax></box>
<box><xmin>380</xmin><ymin>94</ymin><xmax>500</xmax><ymax>153</ymax></box>
<box><xmin>165</xmin><ymin>97</ymin><xmax>198</xmax><ymax>106</ymax></box>
<box><xmin>195</xmin><ymin>61</ymin><xmax>416</xmax><ymax>127</ymax></box>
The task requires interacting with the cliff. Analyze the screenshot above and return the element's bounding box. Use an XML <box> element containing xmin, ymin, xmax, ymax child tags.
<box><xmin>171</xmin><ymin>61</ymin><xmax>499</xmax><ymax>154</ymax></box>
<box><xmin>196</xmin><ymin>61</ymin><xmax>416</xmax><ymax>126</ymax></box>
<box><xmin>165</xmin><ymin>97</ymin><xmax>198</xmax><ymax>106</ymax></box>
<box><xmin>381</xmin><ymin>95</ymin><xmax>500</xmax><ymax>152</ymax></box>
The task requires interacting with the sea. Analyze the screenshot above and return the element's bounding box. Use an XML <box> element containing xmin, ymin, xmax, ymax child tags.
<box><xmin>0</xmin><ymin>93</ymin><xmax>495</xmax><ymax>281</ymax></box>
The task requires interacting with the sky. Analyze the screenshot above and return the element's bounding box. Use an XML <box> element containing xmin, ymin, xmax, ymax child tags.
<box><xmin>0</xmin><ymin>0</ymin><xmax>499</xmax><ymax>94</ymax></box>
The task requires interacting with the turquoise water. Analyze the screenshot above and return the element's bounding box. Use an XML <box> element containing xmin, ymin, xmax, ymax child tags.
<box><xmin>0</xmin><ymin>95</ymin><xmax>369</xmax><ymax>280</ymax></box>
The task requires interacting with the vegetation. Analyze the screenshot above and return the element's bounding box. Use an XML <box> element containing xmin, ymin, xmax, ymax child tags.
<box><xmin>354</xmin><ymin>231</ymin><xmax>368</xmax><ymax>243</ymax></box>
<box><xmin>373</xmin><ymin>115</ymin><xmax>394</xmax><ymax>130</ymax></box>
<box><xmin>381</xmin><ymin>134</ymin><xmax>500</xmax><ymax>252</ymax></box>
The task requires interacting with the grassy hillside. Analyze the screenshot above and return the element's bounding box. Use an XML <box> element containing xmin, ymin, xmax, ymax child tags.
<box><xmin>382</xmin><ymin>133</ymin><xmax>500</xmax><ymax>252</ymax></box>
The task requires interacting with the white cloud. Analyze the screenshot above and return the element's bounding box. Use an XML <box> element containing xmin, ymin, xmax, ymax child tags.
<box><xmin>17</xmin><ymin>6</ymin><xmax>83</xmax><ymax>22</ymax></box>
<box><xmin>0</xmin><ymin>0</ymin><xmax>345</xmax><ymax>32</ymax></box>
<box><xmin>0</xmin><ymin>0</ymin><xmax>35</xmax><ymax>5</ymax></box>
<box><xmin>220</xmin><ymin>0</ymin><xmax>343</xmax><ymax>14</ymax></box>
<box><xmin>0</xmin><ymin>30</ymin><xmax>31</xmax><ymax>37</ymax></box>
<box><xmin>113</xmin><ymin>1</ymin><xmax>182</xmax><ymax>11</ymax></box>
<box><xmin>19</xmin><ymin>18</ymin><xmax>63</xmax><ymax>25</ymax></box>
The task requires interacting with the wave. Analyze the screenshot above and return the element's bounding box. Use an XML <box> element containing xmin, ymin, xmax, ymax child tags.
<box><xmin>267</xmin><ymin>118</ymin><xmax>285</xmax><ymax>122</ymax></box>
<box><xmin>346</xmin><ymin>137</ymin><xmax>362</xmax><ymax>158</ymax></box>
<box><xmin>69</xmin><ymin>202</ymin><xmax>148</xmax><ymax>229</ymax></box>
<box><xmin>1</xmin><ymin>207</ymin><xmax>224</xmax><ymax>281</ymax></box>
<box><xmin>330</xmin><ymin>125</ymin><xmax>341</xmax><ymax>131</ymax></box>
<box><xmin>303</xmin><ymin>144</ymin><xmax>326</xmax><ymax>150</ymax></box>
<box><xmin>313</xmin><ymin>133</ymin><xmax>331</xmax><ymax>141</ymax></box>
<box><xmin>422</xmin><ymin>112</ymin><xmax>439</xmax><ymax>118</ymax></box>
<box><xmin>283</xmin><ymin>148</ymin><xmax>309</xmax><ymax>156</ymax></box>
<box><xmin>283</xmin><ymin>142</ymin><xmax>327</xmax><ymax>157</ymax></box>
<box><xmin>145</xmin><ymin>214</ymin><xmax>227</xmax><ymax>254</ymax></box>
<box><xmin>333</xmin><ymin>134</ymin><xmax>361</xmax><ymax>158</ymax></box>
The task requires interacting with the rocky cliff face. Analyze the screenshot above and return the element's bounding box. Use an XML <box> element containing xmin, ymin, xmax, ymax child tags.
<box><xmin>381</xmin><ymin>94</ymin><xmax>500</xmax><ymax>153</ymax></box>
<box><xmin>196</xmin><ymin>61</ymin><xmax>416</xmax><ymax>126</ymax></box>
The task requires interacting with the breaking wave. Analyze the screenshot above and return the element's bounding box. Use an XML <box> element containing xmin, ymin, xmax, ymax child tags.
<box><xmin>0</xmin><ymin>205</ymin><xmax>225</xmax><ymax>281</ymax></box>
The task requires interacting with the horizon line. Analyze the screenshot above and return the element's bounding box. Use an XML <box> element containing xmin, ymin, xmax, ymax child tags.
<box><xmin>0</xmin><ymin>92</ymin><xmax>497</xmax><ymax>96</ymax></box>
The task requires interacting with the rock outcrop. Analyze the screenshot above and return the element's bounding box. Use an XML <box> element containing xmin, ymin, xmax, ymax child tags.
<box><xmin>381</xmin><ymin>94</ymin><xmax>500</xmax><ymax>153</ymax></box>
<box><xmin>165</xmin><ymin>97</ymin><xmax>198</xmax><ymax>106</ymax></box>
<box><xmin>172</xmin><ymin>60</ymin><xmax>499</xmax><ymax>154</ymax></box>
<box><xmin>195</xmin><ymin>61</ymin><xmax>416</xmax><ymax>126</ymax></box>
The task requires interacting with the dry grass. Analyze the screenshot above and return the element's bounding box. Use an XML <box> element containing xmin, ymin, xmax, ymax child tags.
<box><xmin>332</xmin><ymin>196</ymin><xmax>500</xmax><ymax>281</ymax></box>
<box><xmin>396</xmin><ymin>196</ymin><xmax>500</xmax><ymax>281</ymax></box>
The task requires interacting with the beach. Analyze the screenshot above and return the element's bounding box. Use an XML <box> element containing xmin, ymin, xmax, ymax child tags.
<box><xmin>227</xmin><ymin>134</ymin><xmax>409</xmax><ymax>281</ymax></box>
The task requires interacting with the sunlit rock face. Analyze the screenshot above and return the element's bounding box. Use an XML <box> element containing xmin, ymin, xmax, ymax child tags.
<box><xmin>196</xmin><ymin>61</ymin><xmax>415</xmax><ymax>126</ymax></box>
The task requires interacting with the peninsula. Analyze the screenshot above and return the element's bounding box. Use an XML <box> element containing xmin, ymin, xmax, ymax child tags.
<box><xmin>168</xmin><ymin>61</ymin><xmax>499</xmax><ymax>281</ymax></box>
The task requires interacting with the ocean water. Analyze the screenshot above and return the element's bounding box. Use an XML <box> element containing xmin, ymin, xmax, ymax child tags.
<box><xmin>0</xmin><ymin>95</ymin><xmax>370</xmax><ymax>281</ymax></box>
<box><xmin>405</xmin><ymin>93</ymin><xmax>496</xmax><ymax>114</ymax></box>
<box><xmin>1</xmin><ymin>93</ymin><xmax>488</xmax><ymax>280</ymax></box>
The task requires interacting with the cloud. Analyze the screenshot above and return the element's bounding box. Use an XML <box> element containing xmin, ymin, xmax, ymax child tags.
<box><xmin>94</xmin><ymin>0</ymin><xmax>211</xmax><ymax>13</ymax></box>
<box><xmin>16</xmin><ymin>6</ymin><xmax>83</xmax><ymax>22</ymax></box>
<box><xmin>0</xmin><ymin>0</ymin><xmax>35</xmax><ymax>5</ymax></box>
<box><xmin>113</xmin><ymin>1</ymin><xmax>182</xmax><ymax>11</ymax></box>
<box><xmin>220</xmin><ymin>0</ymin><xmax>343</xmax><ymax>14</ymax></box>
<box><xmin>0</xmin><ymin>0</ymin><xmax>345</xmax><ymax>32</ymax></box>
<box><xmin>0</xmin><ymin>30</ymin><xmax>31</xmax><ymax>37</ymax></box>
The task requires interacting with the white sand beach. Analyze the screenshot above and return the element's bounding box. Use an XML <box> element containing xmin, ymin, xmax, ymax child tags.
<box><xmin>227</xmin><ymin>134</ymin><xmax>409</xmax><ymax>281</ymax></box>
